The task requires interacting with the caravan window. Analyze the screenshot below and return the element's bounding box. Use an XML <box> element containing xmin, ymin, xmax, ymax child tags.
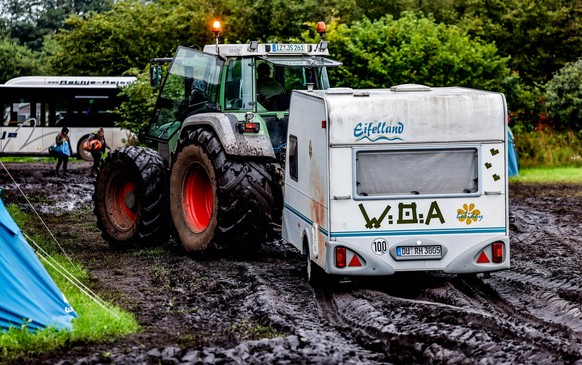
<box><xmin>288</xmin><ymin>135</ymin><xmax>298</xmax><ymax>181</ymax></box>
<box><xmin>355</xmin><ymin>147</ymin><xmax>479</xmax><ymax>198</ymax></box>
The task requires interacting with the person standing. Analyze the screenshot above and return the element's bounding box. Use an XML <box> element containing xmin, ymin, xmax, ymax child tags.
<box><xmin>88</xmin><ymin>127</ymin><xmax>109</xmax><ymax>177</ymax></box>
<box><xmin>55</xmin><ymin>127</ymin><xmax>71</xmax><ymax>175</ymax></box>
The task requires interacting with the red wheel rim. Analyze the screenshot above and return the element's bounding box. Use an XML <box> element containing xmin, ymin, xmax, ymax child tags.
<box><xmin>117</xmin><ymin>181</ymin><xmax>137</xmax><ymax>222</ymax></box>
<box><xmin>107</xmin><ymin>175</ymin><xmax>138</xmax><ymax>231</ymax></box>
<box><xmin>183</xmin><ymin>163</ymin><xmax>213</xmax><ymax>232</ymax></box>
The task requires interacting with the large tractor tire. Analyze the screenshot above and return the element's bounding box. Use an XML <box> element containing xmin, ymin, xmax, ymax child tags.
<box><xmin>93</xmin><ymin>146</ymin><xmax>169</xmax><ymax>248</ymax></box>
<box><xmin>170</xmin><ymin>128</ymin><xmax>273</xmax><ymax>251</ymax></box>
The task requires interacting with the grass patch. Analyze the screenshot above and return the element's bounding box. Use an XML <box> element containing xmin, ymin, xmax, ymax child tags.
<box><xmin>0</xmin><ymin>205</ymin><xmax>140</xmax><ymax>363</ymax></box>
<box><xmin>514</xmin><ymin>128</ymin><xmax>582</xmax><ymax>168</ymax></box>
<box><xmin>509</xmin><ymin>166</ymin><xmax>582</xmax><ymax>184</ymax></box>
<box><xmin>0</xmin><ymin>156</ymin><xmax>86</xmax><ymax>163</ymax></box>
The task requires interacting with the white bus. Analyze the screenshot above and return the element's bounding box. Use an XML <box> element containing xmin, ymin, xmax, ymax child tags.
<box><xmin>1</xmin><ymin>76</ymin><xmax>136</xmax><ymax>161</ymax></box>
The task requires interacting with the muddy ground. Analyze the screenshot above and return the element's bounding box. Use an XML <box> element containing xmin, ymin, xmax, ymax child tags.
<box><xmin>1</xmin><ymin>161</ymin><xmax>582</xmax><ymax>364</ymax></box>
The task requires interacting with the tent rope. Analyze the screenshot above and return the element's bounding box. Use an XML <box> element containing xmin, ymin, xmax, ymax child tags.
<box><xmin>25</xmin><ymin>232</ymin><xmax>121</xmax><ymax>320</ymax></box>
<box><xmin>0</xmin><ymin>161</ymin><xmax>73</xmax><ymax>264</ymax></box>
<box><xmin>1</xmin><ymin>161</ymin><xmax>121</xmax><ymax>320</ymax></box>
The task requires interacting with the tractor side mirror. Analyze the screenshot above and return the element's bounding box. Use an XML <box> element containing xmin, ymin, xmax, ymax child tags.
<box><xmin>150</xmin><ymin>64</ymin><xmax>163</xmax><ymax>88</ymax></box>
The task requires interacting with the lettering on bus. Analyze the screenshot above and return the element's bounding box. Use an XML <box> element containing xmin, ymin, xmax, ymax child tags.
<box><xmin>353</xmin><ymin>121</ymin><xmax>405</xmax><ymax>142</ymax></box>
<box><xmin>47</xmin><ymin>80</ymin><xmax>133</xmax><ymax>86</ymax></box>
<box><xmin>358</xmin><ymin>201</ymin><xmax>445</xmax><ymax>229</ymax></box>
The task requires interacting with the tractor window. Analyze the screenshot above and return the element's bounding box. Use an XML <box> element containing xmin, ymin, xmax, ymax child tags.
<box><xmin>256</xmin><ymin>62</ymin><xmax>322</xmax><ymax>112</ymax></box>
<box><xmin>225</xmin><ymin>58</ymin><xmax>254</xmax><ymax>111</ymax></box>
<box><xmin>148</xmin><ymin>47</ymin><xmax>223</xmax><ymax>141</ymax></box>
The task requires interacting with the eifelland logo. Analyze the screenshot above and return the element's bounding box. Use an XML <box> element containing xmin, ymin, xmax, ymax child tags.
<box><xmin>353</xmin><ymin>121</ymin><xmax>405</xmax><ymax>142</ymax></box>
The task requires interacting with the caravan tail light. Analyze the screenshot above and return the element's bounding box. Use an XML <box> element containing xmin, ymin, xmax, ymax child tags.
<box><xmin>492</xmin><ymin>241</ymin><xmax>504</xmax><ymax>263</ymax></box>
<box><xmin>336</xmin><ymin>247</ymin><xmax>346</xmax><ymax>268</ymax></box>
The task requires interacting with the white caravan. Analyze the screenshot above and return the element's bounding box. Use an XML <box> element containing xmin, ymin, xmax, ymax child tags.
<box><xmin>282</xmin><ymin>84</ymin><xmax>509</xmax><ymax>281</ymax></box>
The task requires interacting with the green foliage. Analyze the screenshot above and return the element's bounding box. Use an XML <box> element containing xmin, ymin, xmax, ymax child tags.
<box><xmin>223</xmin><ymin>0</ymin><xmax>362</xmax><ymax>43</ymax></box>
<box><xmin>316</xmin><ymin>13</ymin><xmax>512</xmax><ymax>93</ymax></box>
<box><xmin>0</xmin><ymin>36</ymin><xmax>48</xmax><ymax>83</ymax></box>
<box><xmin>49</xmin><ymin>0</ymin><xmax>220</xmax><ymax>75</ymax></box>
<box><xmin>544</xmin><ymin>58</ymin><xmax>582</xmax><ymax>132</ymax></box>
<box><xmin>116</xmin><ymin>68</ymin><xmax>158</xmax><ymax>144</ymax></box>
<box><xmin>514</xmin><ymin>129</ymin><xmax>582</xmax><ymax>168</ymax></box>
<box><xmin>0</xmin><ymin>206</ymin><xmax>139</xmax><ymax>363</ymax></box>
<box><xmin>0</xmin><ymin>0</ymin><xmax>113</xmax><ymax>51</ymax></box>
<box><xmin>455</xmin><ymin>0</ymin><xmax>581</xmax><ymax>87</ymax></box>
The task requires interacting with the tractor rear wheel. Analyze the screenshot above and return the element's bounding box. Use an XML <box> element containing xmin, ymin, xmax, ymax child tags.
<box><xmin>170</xmin><ymin>129</ymin><xmax>273</xmax><ymax>251</ymax></box>
<box><xmin>93</xmin><ymin>146</ymin><xmax>169</xmax><ymax>248</ymax></box>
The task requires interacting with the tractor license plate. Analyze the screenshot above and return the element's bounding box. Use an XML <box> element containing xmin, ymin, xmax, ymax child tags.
<box><xmin>396</xmin><ymin>245</ymin><xmax>442</xmax><ymax>258</ymax></box>
<box><xmin>270</xmin><ymin>44</ymin><xmax>307</xmax><ymax>53</ymax></box>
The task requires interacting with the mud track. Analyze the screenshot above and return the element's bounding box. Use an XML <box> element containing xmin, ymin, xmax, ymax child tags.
<box><xmin>1</xmin><ymin>162</ymin><xmax>582</xmax><ymax>364</ymax></box>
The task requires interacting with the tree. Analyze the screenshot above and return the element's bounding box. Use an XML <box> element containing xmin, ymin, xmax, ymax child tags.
<box><xmin>314</xmin><ymin>13</ymin><xmax>513</xmax><ymax>95</ymax></box>
<box><xmin>0</xmin><ymin>36</ymin><xmax>47</xmax><ymax>83</ymax></box>
<box><xmin>49</xmin><ymin>0</ymin><xmax>223</xmax><ymax>76</ymax></box>
<box><xmin>545</xmin><ymin>58</ymin><xmax>582</xmax><ymax>132</ymax></box>
<box><xmin>116</xmin><ymin>68</ymin><xmax>158</xmax><ymax>145</ymax></box>
<box><xmin>0</xmin><ymin>0</ymin><xmax>113</xmax><ymax>51</ymax></box>
<box><xmin>448</xmin><ymin>0</ymin><xmax>581</xmax><ymax>87</ymax></box>
<box><xmin>222</xmin><ymin>0</ymin><xmax>362</xmax><ymax>43</ymax></box>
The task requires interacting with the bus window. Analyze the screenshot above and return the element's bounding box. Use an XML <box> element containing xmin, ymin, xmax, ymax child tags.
<box><xmin>0</xmin><ymin>76</ymin><xmax>136</xmax><ymax>158</ymax></box>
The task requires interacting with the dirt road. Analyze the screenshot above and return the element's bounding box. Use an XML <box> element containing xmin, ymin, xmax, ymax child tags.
<box><xmin>2</xmin><ymin>161</ymin><xmax>582</xmax><ymax>364</ymax></box>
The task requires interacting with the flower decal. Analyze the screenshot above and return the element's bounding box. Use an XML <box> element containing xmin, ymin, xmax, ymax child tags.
<box><xmin>457</xmin><ymin>203</ymin><xmax>482</xmax><ymax>225</ymax></box>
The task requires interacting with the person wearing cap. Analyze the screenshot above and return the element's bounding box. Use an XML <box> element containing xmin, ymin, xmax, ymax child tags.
<box><xmin>54</xmin><ymin>126</ymin><xmax>71</xmax><ymax>175</ymax></box>
<box><xmin>257</xmin><ymin>63</ymin><xmax>285</xmax><ymax>102</ymax></box>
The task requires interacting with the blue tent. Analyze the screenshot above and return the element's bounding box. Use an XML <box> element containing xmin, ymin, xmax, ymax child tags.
<box><xmin>508</xmin><ymin>128</ymin><xmax>519</xmax><ymax>177</ymax></box>
<box><xmin>0</xmin><ymin>197</ymin><xmax>77</xmax><ymax>331</ymax></box>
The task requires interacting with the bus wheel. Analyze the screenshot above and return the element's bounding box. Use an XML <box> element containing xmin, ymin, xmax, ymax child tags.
<box><xmin>170</xmin><ymin>128</ymin><xmax>273</xmax><ymax>251</ymax></box>
<box><xmin>93</xmin><ymin>146</ymin><xmax>169</xmax><ymax>248</ymax></box>
<box><xmin>77</xmin><ymin>136</ymin><xmax>93</xmax><ymax>161</ymax></box>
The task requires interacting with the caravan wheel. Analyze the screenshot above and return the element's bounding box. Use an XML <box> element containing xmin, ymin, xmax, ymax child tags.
<box><xmin>305</xmin><ymin>240</ymin><xmax>326</xmax><ymax>287</ymax></box>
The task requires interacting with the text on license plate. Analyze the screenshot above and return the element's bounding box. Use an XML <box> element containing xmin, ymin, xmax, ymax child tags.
<box><xmin>396</xmin><ymin>245</ymin><xmax>442</xmax><ymax>257</ymax></box>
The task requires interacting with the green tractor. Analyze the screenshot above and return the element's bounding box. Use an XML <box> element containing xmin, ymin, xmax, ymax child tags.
<box><xmin>93</xmin><ymin>22</ymin><xmax>341</xmax><ymax>251</ymax></box>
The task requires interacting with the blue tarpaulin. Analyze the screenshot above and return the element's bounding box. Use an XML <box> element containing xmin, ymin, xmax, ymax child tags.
<box><xmin>508</xmin><ymin>128</ymin><xmax>519</xmax><ymax>177</ymax></box>
<box><xmin>0</xmin><ymin>197</ymin><xmax>77</xmax><ymax>331</ymax></box>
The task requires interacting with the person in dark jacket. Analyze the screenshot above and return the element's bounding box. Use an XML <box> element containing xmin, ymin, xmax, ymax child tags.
<box><xmin>55</xmin><ymin>127</ymin><xmax>71</xmax><ymax>175</ymax></box>
<box><xmin>88</xmin><ymin>127</ymin><xmax>109</xmax><ymax>177</ymax></box>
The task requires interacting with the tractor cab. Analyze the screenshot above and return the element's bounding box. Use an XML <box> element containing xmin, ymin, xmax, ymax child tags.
<box><xmin>147</xmin><ymin>21</ymin><xmax>341</xmax><ymax>162</ymax></box>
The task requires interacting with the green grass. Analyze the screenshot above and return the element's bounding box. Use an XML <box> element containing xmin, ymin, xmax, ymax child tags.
<box><xmin>509</xmin><ymin>166</ymin><xmax>582</xmax><ymax>184</ymax></box>
<box><xmin>513</xmin><ymin>128</ymin><xmax>582</xmax><ymax>168</ymax></box>
<box><xmin>0</xmin><ymin>205</ymin><xmax>140</xmax><ymax>363</ymax></box>
<box><xmin>0</xmin><ymin>156</ymin><xmax>86</xmax><ymax>163</ymax></box>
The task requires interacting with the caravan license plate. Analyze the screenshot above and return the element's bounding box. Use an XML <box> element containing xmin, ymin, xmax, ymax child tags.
<box><xmin>396</xmin><ymin>245</ymin><xmax>442</xmax><ymax>257</ymax></box>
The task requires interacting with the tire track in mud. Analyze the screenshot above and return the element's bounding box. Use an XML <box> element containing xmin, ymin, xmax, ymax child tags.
<box><xmin>235</xmin><ymin>257</ymin><xmax>387</xmax><ymax>364</ymax></box>
<box><xmin>323</xmin><ymin>277</ymin><xmax>580</xmax><ymax>364</ymax></box>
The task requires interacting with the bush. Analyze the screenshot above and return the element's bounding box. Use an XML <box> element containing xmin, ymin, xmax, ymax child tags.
<box><xmin>115</xmin><ymin>68</ymin><xmax>158</xmax><ymax>145</ymax></box>
<box><xmin>544</xmin><ymin>58</ymin><xmax>582</xmax><ymax>132</ymax></box>
<box><xmin>514</xmin><ymin>128</ymin><xmax>582</xmax><ymax>168</ymax></box>
<box><xmin>317</xmin><ymin>13</ymin><xmax>513</xmax><ymax>93</ymax></box>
